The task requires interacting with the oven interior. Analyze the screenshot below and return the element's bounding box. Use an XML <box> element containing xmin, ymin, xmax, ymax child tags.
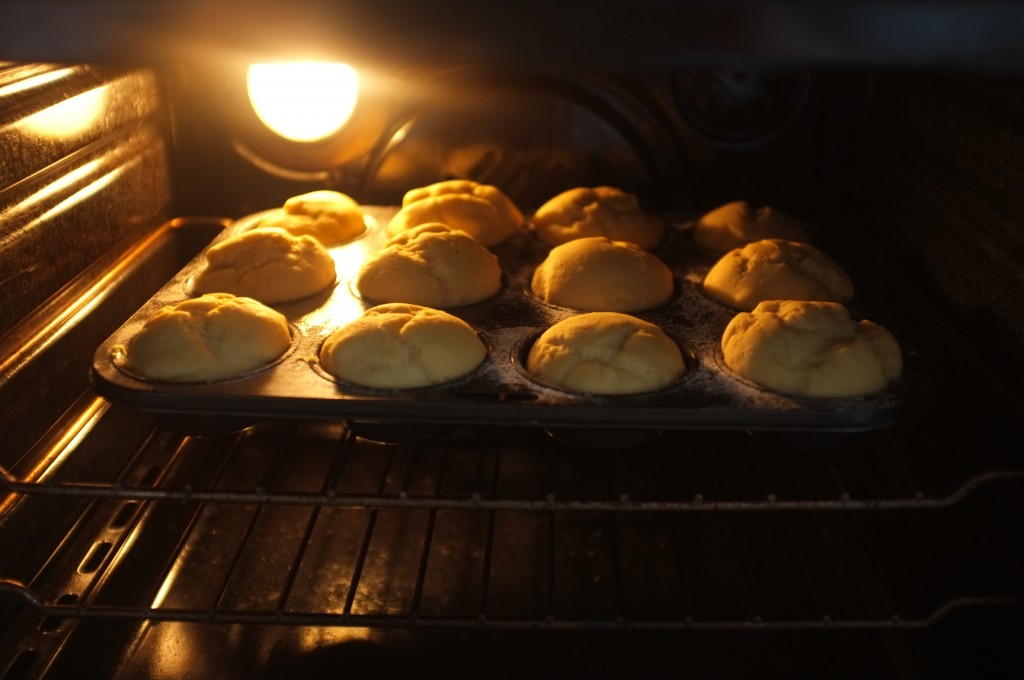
<box><xmin>3</xmin><ymin>4</ymin><xmax>1024</xmax><ymax>678</ymax></box>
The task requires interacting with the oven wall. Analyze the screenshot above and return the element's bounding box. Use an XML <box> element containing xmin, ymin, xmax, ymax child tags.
<box><xmin>0</xmin><ymin>64</ymin><xmax>174</xmax><ymax>464</ymax></box>
<box><xmin>864</xmin><ymin>74</ymin><xmax>1024</xmax><ymax>399</ymax></box>
<box><xmin>163</xmin><ymin>65</ymin><xmax>873</xmax><ymax>224</ymax></box>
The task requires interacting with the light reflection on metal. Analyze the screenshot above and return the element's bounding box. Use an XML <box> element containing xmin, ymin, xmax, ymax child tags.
<box><xmin>247</xmin><ymin>62</ymin><xmax>359</xmax><ymax>142</ymax></box>
<box><xmin>298</xmin><ymin>626</ymin><xmax>376</xmax><ymax>655</ymax></box>
<box><xmin>35</xmin><ymin>398</ymin><xmax>110</xmax><ymax>483</ymax></box>
<box><xmin>149</xmin><ymin>559</ymin><xmax>181</xmax><ymax>611</ymax></box>
<box><xmin>22</xmin><ymin>86</ymin><xmax>108</xmax><ymax>137</ymax></box>
<box><xmin>0</xmin><ymin>207</ymin><xmax>167</xmax><ymax>392</ymax></box>
<box><xmin>308</xmin><ymin>214</ymin><xmax>389</xmax><ymax>329</ymax></box>
<box><xmin>0</xmin><ymin>397</ymin><xmax>110</xmax><ymax>517</ymax></box>
<box><xmin>0</xmin><ymin>67</ymin><xmax>75</xmax><ymax>97</ymax></box>
<box><xmin>145</xmin><ymin>622</ymin><xmax>201</xmax><ymax>679</ymax></box>
<box><xmin>2</xmin><ymin>162</ymin><xmax>122</xmax><ymax>249</ymax></box>
<box><xmin>37</xmin><ymin>165</ymin><xmax>121</xmax><ymax>223</ymax></box>
<box><xmin>387</xmin><ymin>122</ymin><xmax>410</xmax><ymax>146</ymax></box>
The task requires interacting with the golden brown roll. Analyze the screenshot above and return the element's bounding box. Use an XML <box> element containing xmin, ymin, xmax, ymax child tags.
<box><xmin>255</xmin><ymin>190</ymin><xmax>366</xmax><ymax>246</ymax></box>
<box><xmin>387</xmin><ymin>179</ymin><xmax>523</xmax><ymax>247</ymax></box>
<box><xmin>692</xmin><ymin>200</ymin><xmax>811</xmax><ymax>252</ymax></box>
<box><xmin>721</xmin><ymin>300</ymin><xmax>902</xmax><ymax>398</ymax></box>
<box><xmin>123</xmin><ymin>293</ymin><xmax>291</xmax><ymax>382</ymax></box>
<box><xmin>531</xmin><ymin>236</ymin><xmax>674</xmax><ymax>312</ymax></box>
<box><xmin>703</xmin><ymin>239</ymin><xmax>854</xmax><ymax>311</ymax></box>
<box><xmin>319</xmin><ymin>303</ymin><xmax>487</xmax><ymax>389</ymax></box>
<box><xmin>191</xmin><ymin>227</ymin><xmax>337</xmax><ymax>305</ymax></box>
<box><xmin>530</xmin><ymin>186</ymin><xmax>664</xmax><ymax>249</ymax></box>
<box><xmin>355</xmin><ymin>223</ymin><xmax>502</xmax><ymax>308</ymax></box>
<box><xmin>526</xmin><ymin>312</ymin><xmax>685</xmax><ymax>395</ymax></box>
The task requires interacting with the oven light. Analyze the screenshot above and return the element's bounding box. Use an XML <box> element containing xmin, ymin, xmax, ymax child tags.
<box><xmin>247</xmin><ymin>61</ymin><xmax>359</xmax><ymax>142</ymax></box>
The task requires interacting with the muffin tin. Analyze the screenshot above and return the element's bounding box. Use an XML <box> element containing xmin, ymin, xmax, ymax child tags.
<box><xmin>91</xmin><ymin>206</ymin><xmax>930</xmax><ymax>436</ymax></box>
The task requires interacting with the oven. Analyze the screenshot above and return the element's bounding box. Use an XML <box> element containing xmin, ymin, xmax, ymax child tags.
<box><xmin>2</xmin><ymin>2</ymin><xmax>1023</xmax><ymax>678</ymax></box>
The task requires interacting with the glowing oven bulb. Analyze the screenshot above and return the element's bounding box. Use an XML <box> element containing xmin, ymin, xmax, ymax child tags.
<box><xmin>247</xmin><ymin>61</ymin><xmax>359</xmax><ymax>142</ymax></box>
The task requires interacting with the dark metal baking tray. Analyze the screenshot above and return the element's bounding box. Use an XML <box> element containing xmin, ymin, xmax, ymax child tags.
<box><xmin>90</xmin><ymin>207</ymin><xmax>929</xmax><ymax>435</ymax></box>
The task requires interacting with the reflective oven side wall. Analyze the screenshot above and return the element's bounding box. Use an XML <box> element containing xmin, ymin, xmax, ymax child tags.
<box><xmin>0</xmin><ymin>64</ymin><xmax>175</xmax><ymax>467</ymax></box>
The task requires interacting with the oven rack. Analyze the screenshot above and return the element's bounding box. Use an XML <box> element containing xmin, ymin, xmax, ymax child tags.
<box><xmin>2</xmin><ymin>397</ymin><xmax>1023</xmax><ymax>513</ymax></box>
<box><xmin>2</xmin><ymin>397</ymin><xmax>1022</xmax><ymax>642</ymax></box>
<box><xmin>1</xmin><ymin>582</ymin><xmax>1021</xmax><ymax>632</ymax></box>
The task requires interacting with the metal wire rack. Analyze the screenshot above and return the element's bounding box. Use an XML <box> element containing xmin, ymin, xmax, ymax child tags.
<box><xmin>2</xmin><ymin>397</ymin><xmax>1023</xmax><ymax>636</ymax></box>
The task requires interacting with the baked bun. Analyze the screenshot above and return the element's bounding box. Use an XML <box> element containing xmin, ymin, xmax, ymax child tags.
<box><xmin>530</xmin><ymin>186</ymin><xmax>664</xmax><ymax>249</ymax></box>
<box><xmin>526</xmin><ymin>312</ymin><xmax>685</xmax><ymax>395</ymax></box>
<box><xmin>692</xmin><ymin>200</ymin><xmax>811</xmax><ymax>252</ymax></box>
<box><xmin>257</xmin><ymin>190</ymin><xmax>366</xmax><ymax>246</ymax></box>
<box><xmin>721</xmin><ymin>300</ymin><xmax>902</xmax><ymax>398</ymax></box>
<box><xmin>355</xmin><ymin>223</ymin><xmax>502</xmax><ymax>308</ymax></box>
<box><xmin>703</xmin><ymin>239</ymin><xmax>854</xmax><ymax>311</ymax></box>
<box><xmin>531</xmin><ymin>236</ymin><xmax>674</xmax><ymax>312</ymax></box>
<box><xmin>319</xmin><ymin>303</ymin><xmax>487</xmax><ymax>389</ymax></box>
<box><xmin>191</xmin><ymin>227</ymin><xmax>337</xmax><ymax>305</ymax></box>
<box><xmin>123</xmin><ymin>293</ymin><xmax>291</xmax><ymax>382</ymax></box>
<box><xmin>387</xmin><ymin>179</ymin><xmax>523</xmax><ymax>247</ymax></box>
